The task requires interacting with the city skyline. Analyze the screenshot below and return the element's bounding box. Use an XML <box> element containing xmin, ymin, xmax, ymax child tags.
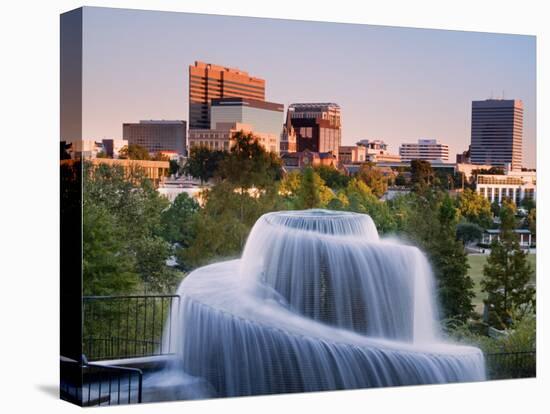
<box><xmin>81</xmin><ymin>7</ymin><xmax>536</xmax><ymax>167</ymax></box>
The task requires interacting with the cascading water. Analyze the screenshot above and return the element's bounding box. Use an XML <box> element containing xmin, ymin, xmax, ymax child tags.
<box><xmin>158</xmin><ymin>209</ymin><xmax>485</xmax><ymax>398</ymax></box>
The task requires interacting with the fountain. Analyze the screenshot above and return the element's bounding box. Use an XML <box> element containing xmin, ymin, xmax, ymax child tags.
<box><xmin>158</xmin><ymin>209</ymin><xmax>485</xmax><ymax>398</ymax></box>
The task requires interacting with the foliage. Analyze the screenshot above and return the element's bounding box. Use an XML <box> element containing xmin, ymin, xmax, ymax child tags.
<box><xmin>490</xmin><ymin>200</ymin><xmax>501</xmax><ymax>218</ymax></box>
<box><xmin>400</xmin><ymin>191</ymin><xmax>475</xmax><ymax>322</ymax></box>
<box><xmin>169</xmin><ymin>159</ymin><xmax>180</xmax><ymax>176</ymax></box>
<box><xmin>343</xmin><ymin>178</ymin><xmax>395</xmax><ymax>234</ymax></box>
<box><xmin>356</xmin><ymin>163</ymin><xmax>388</xmax><ymax>198</ymax></box>
<box><xmin>314</xmin><ymin>165</ymin><xmax>350</xmax><ymax>190</ymax></box>
<box><xmin>456</xmin><ymin>221</ymin><xmax>484</xmax><ymax>245</ymax></box>
<box><xmin>457</xmin><ymin>188</ymin><xmax>493</xmax><ymax>228</ymax></box>
<box><xmin>394</xmin><ymin>173</ymin><xmax>407</xmax><ymax>186</ymax></box>
<box><xmin>118</xmin><ymin>144</ymin><xmax>150</xmax><ymax>160</ymax></box>
<box><xmin>482</xmin><ymin>199</ymin><xmax>535</xmax><ymax>328</ymax></box>
<box><xmin>160</xmin><ymin>192</ymin><xmax>200</xmax><ymax>246</ymax></box>
<box><xmin>410</xmin><ymin>159</ymin><xmax>435</xmax><ymax>192</ymax></box>
<box><xmin>527</xmin><ymin>208</ymin><xmax>536</xmax><ymax>237</ymax></box>
<box><xmin>446</xmin><ymin>308</ymin><xmax>535</xmax><ymax>355</ymax></box>
<box><xmin>183</xmin><ymin>145</ymin><xmax>226</xmax><ymax>184</ymax></box>
<box><xmin>293</xmin><ymin>167</ymin><xmax>334</xmax><ymax>209</ymax></box>
<box><xmin>181</xmin><ymin>132</ymin><xmax>285</xmax><ymax>267</ymax></box>
<box><xmin>217</xmin><ymin>131</ymin><xmax>282</xmax><ymax>190</ymax></box>
<box><xmin>83</xmin><ymin>161</ymin><xmax>182</xmax><ymax>295</ymax></box>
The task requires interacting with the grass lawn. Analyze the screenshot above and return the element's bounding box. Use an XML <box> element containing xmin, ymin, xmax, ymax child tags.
<box><xmin>467</xmin><ymin>254</ymin><xmax>536</xmax><ymax>313</ymax></box>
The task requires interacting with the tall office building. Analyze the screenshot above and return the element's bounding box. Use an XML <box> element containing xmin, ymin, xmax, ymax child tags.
<box><xmin>288</xmin><ymin>103</ymin><xmax>342</xmax><ymax>159</ymax></box>
<box><xmin>399</xmin><ymin>139</ymin><xmax>449</xmax><ymax>162</ymax></box>
<box><xmin>122</xmin><ymin>120</ymin><xmax>187</xmax><ymax>154</ymax></box>
<box><xmin>189</xmin><ymin>61</ymin><xmax>266</xmax><ymax>129</ymax></box>
<box><xmin>470</xmin><ymin>99</ymin><xmax>523</xmax><ymax>171</ymax></box>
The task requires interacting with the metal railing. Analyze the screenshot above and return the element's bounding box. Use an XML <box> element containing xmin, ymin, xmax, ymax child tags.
<box><xmin>485</xmin><ymin>351</ymin><xmax>536</xmax><ymax>379</ymax></box>
<box><xmin>83</xmin><ymin>294</ymin><xmax>180</xmax><ymax>361</ymax></box>
<box><xmin>61</xmin><ymin>356</ymin><xmax>143</xmax><ymax>406</ymax></box>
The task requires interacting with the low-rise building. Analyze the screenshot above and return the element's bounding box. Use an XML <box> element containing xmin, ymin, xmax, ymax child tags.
<box><xmin>281</xmin><ymin>149</ymin><xmax>337</xmax><ymax>171</ymax></box>
<box><xmin>476</xmin><ymin>168</ymin><xmax>536</xmax><ymax>205</ymax></box>
<box><xmin>90</xmin><ymin>158</ymin><xmax>169</xmax><ymax>186</ymax></box>
<box><xmin>339</xmin><ymin>145</ymin><xmax>367</xmax><ymax>164</ymax></box>
<box><xmin>188</xmin><ymin>122</ymin><xmax>279</xmax><ymax>153</ymax></box>
<box><xmin>482</xmin><ymin>229</ymin><xmax>534</xmax><ymax>248</ymax></box>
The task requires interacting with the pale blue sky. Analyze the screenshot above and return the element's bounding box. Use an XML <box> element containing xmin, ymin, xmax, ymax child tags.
<box><xmin>82</xmin><ymin>7</ymin><xmax>536</xmax><ymax>167</ymax></box>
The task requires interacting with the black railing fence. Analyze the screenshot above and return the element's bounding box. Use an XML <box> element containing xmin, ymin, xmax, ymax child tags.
<box><xmin>61</xmin><ymin>356</ymin><xmax>143</xmax><ymax>406</ymax></box>
<box><xmin>485</xmin><ymin>351</ymin><xmax>536</xmax><ymax>379</ymax></box>
<box><xmin>83</xmin><ymin>295</ymin><xmax>180</xmax><ymax>361</ymax></box>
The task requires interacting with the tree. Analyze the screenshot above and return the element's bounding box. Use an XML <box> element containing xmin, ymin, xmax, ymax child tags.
<box><xmin>151</xmin><ymin>152</ymin><xmax>169</xmax><ymax>161</ymax></box>
<box><xmin>181</xmin><ymin>132</ymin><xmax>285</xmax><ymax>267</ymax></box>
<box><xmin>118</xmin><ymin>144</ymin><xmax>150</xmax><ymax>160</ymax></box>
<box><xmin>490</xmin><ymin>200</ymin><xmax>501</xmax><ymax>218</ymax></box>
<box><xmin>410</xmin><ymin>159</ymin><xmax>435</xmax><ymax>192</ymax></box>
<box><xmin>340</xmin><ymin>178</ymin><xmax>395</xmax><ymax>233</ymax></box>
<box><xmin>169</xmin><ymin>159</ymin><xmax>180</xmax><ymax>176</ymax></box>
<box><xmin>456</xmin><ymin>221</ymin><xmax>483</xmax><ymax>245</ymax></box>
<box><xmin>183</xmin><ymin>145</ymin><xmax>226</xmax><ymax>185</ymax></box>
<box><xmin>83</xmin><ymin>161</ymin><xmax>181</xmax><ymax>295</ymax></box>
<box><xmin>482</xmin><ymin>199</ymin><xmax>535</xmax><ymax>327</ymax></box>
<box><xmin>395</xmin><ymin>173</ymin><xmax>408</xmax><ymax>186</ymax></box>
<box><xmin>294</xmin><ymin>167</ymin><xmax>323</xmax><ymax>209</ymax></box>
<box><xmin>429</xmin><ymin>195</ymin><xmax>475</xmax><ymax>322</ymax></box>
<box><xmin>527</xmin><ymin>208</ymin><xmax>536</xmax><ymax>237</ymax></box>
<box><xmin>357</xmin><ymin>163</ymin><xmax>388</xmax><ymax>198</ymax></box>
<box><xmin>160</xmin><ymin>192</ymin><xmax>200</xmax><ymax>246</ymax></box>
<box><xmin>401</xmin><ymin>191</ymin><xmax>475</xmax><ymax>322</ymax></box>
<box><xmin>457</xmin><ymin>188</ymin><xmax>493</xmax><ymax>228</ymax></box>
<box><xmin>314</xmin><ymin>165</ymin><xmax>350</xmax><ymax>190</ymax></box>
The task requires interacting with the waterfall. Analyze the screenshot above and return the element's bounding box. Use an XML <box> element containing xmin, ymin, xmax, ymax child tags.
<box><xmin>160</xmin><ymin>209</ymin><xmax>485</xmax><ymax>398</ymax></box>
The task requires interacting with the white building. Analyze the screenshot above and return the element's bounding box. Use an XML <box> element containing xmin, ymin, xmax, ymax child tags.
<box><xmin>482</xmin><ymin>229</ymin><xmax>534</xmax><ymax>248</ymax></box>
<box><xmin>356</xmin><ymin>139</ymin><xmax>401</xmax><ymax>163</ymax></box>
<box><xmin>399</xmin><ymin>139</ymin><xmax>449</xmax><ymax>162</ymax></box>
<box><xmin>476</xmin><ymin>168</ymin><xmax>536</xmax><ymax>205</ymax></box>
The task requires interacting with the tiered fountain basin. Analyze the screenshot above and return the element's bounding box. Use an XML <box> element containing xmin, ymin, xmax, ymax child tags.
<box><xmin>162</xmin><ymin>210</ymin><xmax>485</xmax><ymax>398</ymax></box>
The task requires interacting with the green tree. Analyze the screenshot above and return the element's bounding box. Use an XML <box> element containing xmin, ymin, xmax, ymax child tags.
<box><xmin>294</xmin><ymin>167</ymin><xmax>323</xmax><ymax>209</ymax></box>
<box><xmin>83</xmin><ymin>202</ymin><xmax>139</xmax><ymax>295</ymax></box>
<box><xmin>490</xmin><ymin>200</ymin><xmax>501</xmax><ymax>218</ymax></box>
<box><xmin>160</xmin><ymin>192</ymin><xmax>200</xmax><ymax>246</ymax></box>
<box><xmin>394</xmin><ymin>173</ymin><xmax>408</xmax><ymax>186</ymax></box>
<box><xmin>457</xmin><ymin>188</ymin><xmax>493</xmax><ymax>228</ymax></box>
<box><xmin>482</xmin><ymin>199</ymin><xmax>535</xmax><ymax>327</ymax></box>
<box><xmin>430</xmin><ymin>195</ymin><xmax>475</xmax><ymax>322</ymax></box>
<box><xmin>357</xmin><ymin>163</ymin><xmax>388</xmax><ymax>198</ymax></box>
<box><xmin>456</xmin><ymin>221</ymin><xmax>483</xmax><ymax>245</ymax></box>
<box><xmin>401</xmin><ymin>191</ymin><xmax>475</xmax><ymax>322</ymax></box>
<box><xmin>182</xmin><ymin>131</ymin><xmax>285</xmax><ymax>267</ymax></box>
<box><xmin>314</xmin><ymin>165</ymin><xmax>350</xmax><ymax>190</ymax></box>
<box><xmin>527</xmin><ymin>208</ymin><xmax>536</xmax><ymax>237</ymax></box>
<box><xmin>83</xmin><ymin>161</ymin><xmax>180</xmax><ymax>295</ymax></box>
<box><xmin>118</xmin><ymin>144</ymin><xmax>151</xmax><ymax>160</ymax></box>
<box><xmin>410</xmin><ymin>159</ymin><xmax>435</xmax><ymax>192</ymax></box>
<box><xmin>183</xmin><ymin>145</ymin><xmax>226</xmax><ymax>185</ymax></box>
<box><xmin>342</xmin><ymin>178</ymin><xmax>395</xmax><ymax>233</ymax></box>
<box><xmin>169</xmin><ymin>159</ymin><xmax>180</xmax><ymax>176</ymax></box>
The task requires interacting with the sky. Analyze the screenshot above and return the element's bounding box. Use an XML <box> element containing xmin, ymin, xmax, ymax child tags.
<box><xmin>81</xmin><ymin>7</ymin><xmax>536</xmax><ymax>167</ymax></box>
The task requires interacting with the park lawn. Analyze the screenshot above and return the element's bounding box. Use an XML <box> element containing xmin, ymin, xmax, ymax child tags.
<box><xmin>467</xmin><ymin>254</ymin><xmax>536</xmax><ymax>313</ymax></box>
